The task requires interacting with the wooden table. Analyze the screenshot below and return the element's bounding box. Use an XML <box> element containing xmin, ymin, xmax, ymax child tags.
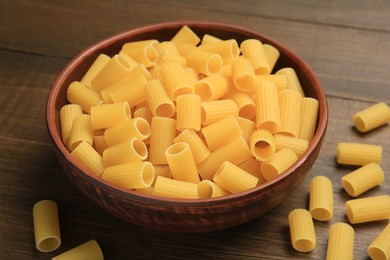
<box><xmin>1</xmin><ymin>1</ymin><xmax>389</xmax><ymax>259</ymax></box>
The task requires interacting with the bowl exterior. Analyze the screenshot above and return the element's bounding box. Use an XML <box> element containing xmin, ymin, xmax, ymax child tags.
<box><xmin>46</xmin><ymin>21</ymin><xmax>327</xmax><ymax>232</ymax></box>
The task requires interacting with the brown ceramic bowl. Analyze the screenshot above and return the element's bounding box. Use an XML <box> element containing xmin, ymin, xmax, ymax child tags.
<box><xmin>46</xmin><ymin>21</ymin><xmax>328</xmax><ymax>233</ymax></box>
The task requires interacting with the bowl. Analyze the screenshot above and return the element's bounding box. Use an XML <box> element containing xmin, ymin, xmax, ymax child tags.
<box><xmin>46</xmin><ymin>21</ymin><xmax>328</xmax><ymax>233</ymax></box>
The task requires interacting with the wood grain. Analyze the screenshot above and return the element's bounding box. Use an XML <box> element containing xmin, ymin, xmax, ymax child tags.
<box><xmin>0</xmin><ymin>0</ymin><xmax>389</xmax><ymax>259</ymax></box>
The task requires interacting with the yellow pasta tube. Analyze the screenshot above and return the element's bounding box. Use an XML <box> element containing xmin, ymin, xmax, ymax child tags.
<box><xmin>198</xmin><ymin>136</ymin><xmax>252</xmax><ymax>180</ymax></box>
<box><xmin>346</xmin><ymin>195</ymin><xmax>390</xmax><ymax>224</ymax></box>
<box><xmin>238</xmin><ymin>157</ymin><xmax>266</xmax><ymax>185</ymax></box>
<box><xmin>231</xmin><ymin>56</ymin><xmax>256</xmax><ymax>93</ymax></box>
<box><xmin>236</xmin><ymin>117</ymin><xmax>256</xmax><ymax>145</ymax></box>
<box><xmin>90</xmin><ymin>101</ymin><xmax>131</xmax><ymax>130</ymax></box>
<box><xmin>122</xmin><ymin>39</ymin><xmax>159</xmax><ymax>50</ymax></box>
<box><xmin>186</xmin><ymin>48</ymin><xmax>223</xmax><ymax>75</ymax></box>
<box><xmin>326</xmin><ymin>223</ymin><xmax>354</xmax><ymax>260</ymax></box>
<box><xmin>354</xmin><ymin>102</ymin><xmax>390</xmax><ymax>133</ymax></box>
<box><xmin>133</xmin><ymin>105</ymin><xmax>153</xmax><ymax>125</ymax></box>
<box><xmin>278</xmin><ymin>89</ymin><xmax>302</xmax><ymax>137</ymax></box>
<box><xmin>299</xmin><ymin>97</ymin><xmax>319</xmax><ymax>141</ymax></box>
<box><xmin>174</xmin><ymin>128</ymin><xmax>210</xmax><ymax>165</ymax></box>
<box><xmin>241</xmin><ymin>39</ymin><xmax>270</xmax><ymax>75</ymax></box>
<box><xmin>110</xmin><ymin>74</ymin><xmax>148</xmax><ymax>108</ymax></box>
<box><xmin>194</xmin><ymin>74</ymin><xmax>229</xmax><ymax>101</ymax></box>
<box><xmin>183</xmin><ymin>67</ymin><xmax>199</xmax><ymax>85</ymax></box>
<box><xmin>80</xmin><ymin>53</ymin><xmax>111</xmax><ymax>87</ymax></box>
<box><xmin>226</xmin><ymin>90</ymin><xmax>256</xmax><ymax>119</ymax></box>
<box><xmin>309</xmin><ymin>175</ymin><xmax>333</xmax><ymax>221</ymax></box>
<box><xmin>33</xmin><ymin>200</ymin><xmax>61</xmax><ymax>253</ymax></box>
<box><xmin>202</xmin><ymin>115</ymin><xmax>242</xmax><ymax>151</ymax></box>
<box><xmin>342</xmin><ymin>163</ymin><xmax>384</xmax><ymax>197</ymax></box>
<box><xmin>176</xmin><ymin>94</ymin><xmax>201</xmax><ymax>131</ymax></box>
<box><xmin>171</xmin><ymin>25</ymin><xmax>201</xmax><ymax>46</ymax></box>
<box><xmin>255</xmin><ymin>75</ymin><xmax>287</xmax><ymax>92</ymax></box>
<box><xmin>288</xmin><ymin>209</ymin><xmax>316</xmax><ymax>252</ymax></box>
<box><xmin>93</xmin><ymin>134</ymin><xmax>108</xmax><ymax>156</ymax></box>
<box><xmin>149</xmin><ymin>117</ymin><xmax>176</xmax><ymax>164</ymax></box>
<box><xmin>67</xmin><ymin>81</ymin><xmax>104</xmax><ymax>113</ymax></box>
<box><xmin>261</xmin><ymin>148</ymin><xmax>298</xmax><ymax>181</ymax></box>
<box><xmin>336</xmin><ymin>142</ymin><xmax>382</xmax><ymax>166</ymax></box>
<box><xmin>200</xmin><ymin>99</ymin><xmax>238</xmax><ymax>126</ymax></box>
<box><xmin>159</xmin><ymin>62</ymin><xmax>194</xmax><ymax>100</ymax></box>
<box><xmin>250</xmin><ymin>129</ymin><xmax>275</xmax><ymax>161</ymax></box>
<box><xmin>153</xmin><ymin>176</ymin><xmax>198</xmax><ymax>199</ymax></box>
<box><xmin>199</xmin><ymin>39</ymin><xmax>240</xmax><ymax>64</ymax></box>
<box><xmin>368</xmin><ymin>222</ymin><xmax>390</xmax><ymax>260</ymax></box>
<box><xmin>157</xmin><ymin>49</ymin><xmax>186</xmax><ymax>67</ymax></box>
<box><xmin>263</xmin><ymin>44</ymin><xmax>280</xmax><ymax>73</ymax></box>
<box><xmin>165</xmin><ymin>142</ymin><xmax>200</xmax><ymax>183</ymax></box>
<box><xmin>102</xmin><ymin>162</ymin><xmax>154</xmax><ymax>189</ymax></box>
<box><xmin>68</xmin><ymin>114</ymin><xmax>94</xmax><ymax>151</ymax></box>
<box><xmin>276</xmin><ymin>67</ymin><xmax>305</xmax><ymax>97</ymax></box>
<box><xmin>177</xmin><ymin>43</ymin><xmax>197</xmax><ymax>57</ymax></box>
<box><xmin>120</xmin><ymin>44</ymin><xmax>159</xmax><ymax>68</ymax></box>
<box><xmin>255</xmin><ymin>79</ymin><xmax>280</xmax><ymax>133</ymax></box>
<box><xmin>155</xmin><ymin>41</ymin><xmax>179</xmax><ymax>56</ymax></box>
<box><xmin>71</xmin><ymin>141</ymin><xmax>104</xmax><ymax>176</ymax></box>
<box><xmin>197</xmin><ymin>180</ymin><xmax>230</xmax><ymax>198</ymax></box>
<box><xmin>60</xmin><ymin>104</ymin><xmax>82</xmax><ymax>146</ymax></box>
<box><xmin>153</xmin><ymin>165</ymin><xmax>173</xmax><ymax>180</ymax></box>
<box><xmin>213</xmin><ymin>161</ymin><xmax>258</xmax><ymax>194</ymax></box>
<box><xmin>90</xmin><ymin>54</ymin><xmax>133</xmax><ymax>92</ymax></box>
<box><xmin>52</xmin><ymin>240</ymin><xmax>104</xmax><ymax>260</ymax></box>
<box><xmin>201</xmin><ymin>34</ymin><xmax>222</xmax><ymax>45</ymax></box>
<box><xmin>273</xmin><ymin>134</ymin><xmax>309</xmax><ymax>158</ymax></box>
<box><xmin>102</xmin><ymin>139</ymin><xmax>147</xmax><ymax>167</ymax></box>
<box><xmin>104</xmin><ymin>117</ymin><xmax>150</xmax><ymax>147</ymax></box>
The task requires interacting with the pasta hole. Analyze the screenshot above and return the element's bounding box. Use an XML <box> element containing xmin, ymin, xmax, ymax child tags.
<box><xmin>166</xmin><ymin>142</ymin><xmax>188</xmax><ymax>155</ymax></box>
<box><xmin>255</xmin><ymin>67</ymin><xmax>269</xmax><ymax>75</ymax></box>
<box><xmin>207</xmin><ymin>55</ymin><xmax>222</xmax><ymax>74</ymax></box>
<box><xmin>341</xmin><ymin>178</ymin><xmax>356</xmax><ymax>197</ymax></box>
<box><xmin>253</xmin><ymin>141</ymin><xmax>274</xmax><ymax>161</ymax></box>
<box><xmin>310</xmin><ymin>208</ymin><xmax>332</xmax><ymax>221</ymax></box>
<box><xmin>116</xmin><ymin>55</ymin><xmax>133</xmax><ymax>70</ymax></box>
<box><xmin>37</xmin><ymin>237</ymin><xmax>60</xmax><ymax>253</ymax></box>
<box><xmin>353</xmin><ymin>115</ymin><xmax>366</xmax><ymax>132</ymax></box>
<box><xmin>135</xmin><ymin>118</ymin><xmax>151</xmax><ymax>138</ymax></box>
<box><xmin>294</xmin><ymin>239</ymin><xmax>315</xmax><ymax>252</ymax></box>
<box><xmin>155</xmin><ymin>103</ymin><xmax>175</xmax><ymax>117</ymax></box>
<box><xmin>258</xmin><ymin>121</ymin><xmax>279</xmax><ymax>134</ymax></box>
<box><xmin>145</xmin><ymin>46</ymin><xmax>159</xmax><ymax>64</ymax></box>
<box><xmin>368</xmin><ymin>247</ymin><xmax>387</xmax><ymax>260</ymax></box>
<box><xmin>124</xmin><ymin>102</ymin><xmax>131</xmax><ymax>120</ymax></box>
<box><xmin>141</xmin><ymin>163</ymin><xmax>155</xmax><ymax>186</ymax></box>
<box><xmin>345</xmin><ymin>203</ymin><xmax>354</xmax><ymax>223</ymax></box>
<box><xmin>239</xmin><ymin>104</ymin><xmax>256</xmax><ymax>119</ymax></box>
<box><xmin>173</xmin><ymin>87</ymin><xmax>193</xmax><ymax>100</ymax></box>
<box><xmin>195</xmin><ymin>82</ymin><xmax>212</xmax><ymax>101</ymax></box>
<box><xmin>200</xmin><ymin>106</ymin><xmax>207</xmax><ymax>124</ymax></box>
<box><xmin>234</xmin><ymin>75</ymin><xmax>256</xmax><ymax>92</ymax></box>
<box><xmin>132</xmin><ymin>139</ymin><xmax>147</xmax><ymax>158</ymax></box>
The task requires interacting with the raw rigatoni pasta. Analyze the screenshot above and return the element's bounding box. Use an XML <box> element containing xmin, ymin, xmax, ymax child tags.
<box><xmin>197</xmin><ymin>180</ymin><xmax>229</xmax><ymax>198</ymax></box>
<box><xmin>159</xmin><ymin>62</ymin><xmax>194</xmax><ymax>100</ymax></box>
<box><xmin>144</xmin><ymin>79</ymin><xmax>175</xmax><ymax>117</ymax></box>
<box><xmin>261</xmin><ymin>148</ymin><xmax>298</xmax><ymax>181</ymax></box>
<box><xmin>133</xmin><ymin>105</ymin><xmax>153</xmax><ymax>124</ymax></box>
<box><xmin>231</xmin><ymin>56</ymin><xmax>256</xmax><ymax>93</ymax></box>
<box><xmin>199</xmin><ymin>39</ymin><xmax>239</xmax><ymax>64</ymax></box>
<box><xmin>236</xmin><ymin>117</ymin><xmax>256</xmax><ymax>145</ymax></box>
<box><xmin>68</xmin><ymin>114</ymin><xmax>94</xmax><ymax>151</ymax></box>
<box><xmin>153</xmin><ymin>176</ymin><xmax>198</xmax><ymax>199</ymax></box>
<box><xmin>249</xmin><ymin>129</ymin><xmax>275</xmax><ymax>161</ymax></box>
<box><xmin>102</xmin><ymin>139</ymin><xmax>147</xmax><ymax>167</ymax></box>
<box><xmin>336</xmin><ymin>142</ymin><xmax>382</xmax><ymax>166</ymax></box>
<box><xmin>122</xmin><ymin>39</ymin><xmax>159</xmax><ymax>49</ymax></box>
<box><xmin>110</xmin><ymin>74</ymin><xmax>148</xmax><ymax>108</ymax></box>
<box><xmin>186</xmin><ymin>48</ymin><xmax>223</xmax><ymax>75</ymax></box>
<box><xmin>273</xmin><ymin>134</ymin><xmax>309</xmax><ymax>158</ymax></box>
<box><xmin>262</xmin><ymin>44</ymin><xmax>280</xmax><ymax>73</ymax></box>
<box><xmin>278</xmin><ymin>89</ymin><xmax>302</xmax><ymax>137</ymax></box>
<box><xmin>93</xmin><ymin>134</ymin><xmax>108</xmax><ymax>155</ymax></box>
<box><xmin>346</xmin><ymin>195</ymin><xmax>390</xmax><ymax>224</ymax></box>
<box><xmin>153</xmin><ymin>165</ymin><xmax>173</xmax><ymax>180</ymax></box>
<box><xmin>288</xmin><ymin>209</ymin><xmax>316</xmax><ymax>252</ymax></box>
<box><xmin>66</xmin><ymin>81</ymin><xmax>104</xmax><ymax>113</ymax></box>
<box><xmin>238</xmin><ymin>157</ymin><xmax>265</xmax><ymax>183</ymax></box>
<box><xmin>342</xmin><ymin>163</ymin><xmax>384</xmax><ymax>197</ymax></box>
<box><xmin>200</xmin><ymin>99</ymin><xmax>238</xmax><ymax>126</ymax></box>
<box><xmin>149</xmin><ymin>117</ymin><xmax>176</xmax><ymax>164</ymax></box>
<box><xmin>276</xmin><ymin>67</ymin><xmax>305</xmax><ymax>97</ymax></box>
<box><xmin>171</xmin><ymin>25</ymin><xmax>201</xmax><ymax>46</ymax></box>
<box><xmin>309</xmin><ymin>175</ymin><xmax>333</xmax><ymax>221</ymax></box>
<box><xmin>80</xmin><ymin>54</ymin><xmax>111</xmax><ymax>87</ymax></box>
<box><xmin>120</xmin><ymin>44</ymin><xmax>159</xmax><ymax>68</ymax></box>
<box><xmin>213</xmin><ymin>161</ymin><xmax>258</xmax><ymax>194</ymax></box>
<box><xmin>368</xmin><ymin>222</ymin><xmax>390</xmax><ymax>260</ymax></box>
<box><xmin>255</xmin><ymin>80</ymin><xmax>280</xmax><ymax>133</ymax></box>
<box><xmin>201</xmin><ymin>34</ymin><xmax>222</xmax><ymax>45</ymax></box>
<box><xmin>52</xmin><ymin>240</ymin><xmax>104</xmax><ymax>260</ymax></box>
<box><xmin>255</xmin><ymin>75</ymin><xmax>287</xmax><ymax>92</ymax></box>
<box><xmin>353</xmin><ymin>102</ymin><xmax>390</xmax><ymax>133</ymax></box>
<box><xmin>241</xmin><ymin>39</ymin><xmax>270</xmax><ymax>75</ymax></box>
<box><xmin>104</xmin><ymin>117</ymin><xmax>150</xmax><ymax>147</ymax></box>
<box><xmin>225</xmin><ymin>90</ymin><xmax>256</xmax><ymax>120</ymax></box>
<box><xmin>60</xmin><ymin>104</ymin><xmax>83</xmax><ymax>146</ymax></box>
<box><xmin>71</xmin><ymin>141</ymin><xmax>104</xmax><ymax>176</ymax></box>
<box><xmin>101</xmin><ymin>162</ymin><xmax>154</xmax><ymax>189</ymax></box>
<box><xmin>33</xmin><ymin>200</ymin><xmax>61</xmax><ymax>253</ymax></box>
<box><xmin>173</xmin><ymin>128</ymin><xmax>210</xmax><ymax>165</ymax></box>
<box><xmin>194</xmin><ymin>74</ymin><xmax>229</xmax><ymax>101</ymax></box>
<box><xmin>176</xmin><ymin>94</ymin><xmax>201</xmax><ymax>131</ymax></box>
<box><xmin>325</xmin><ymin>223</ymin><xmax>354</xmax><ymax>260</ymax></box>
<box><xmin>90</xmin><ymin>102</ymin><xmax>131</xmax><ymax>130</ymax></box>
<box><xmin>299</xmin><ymin>97</ymin><xmax>319</xmax><ymax>141</ymax></box>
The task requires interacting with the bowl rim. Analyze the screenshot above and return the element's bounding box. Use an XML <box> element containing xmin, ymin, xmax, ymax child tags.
<box><xmin>46</xmin><ymin>20</ymin><xmax>328</xmax><ymax>206</ymax></box>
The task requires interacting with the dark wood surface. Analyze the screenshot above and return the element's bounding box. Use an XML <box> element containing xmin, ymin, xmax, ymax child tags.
<box><xmin>1</xmin><ymin>1</ymin><xmax>389</xmax><ymax>259</ymax></box>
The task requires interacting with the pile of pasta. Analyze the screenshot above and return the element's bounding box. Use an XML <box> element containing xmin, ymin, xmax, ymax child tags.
<box><xmin>60</xmin><ymin>25</ymin><xmax>320</xmax><ymax>199</ymax></box>
<box><xmin>288</xmin><ymin>102</ymin><xmax>390</xmax><ymax>259</ymax></box>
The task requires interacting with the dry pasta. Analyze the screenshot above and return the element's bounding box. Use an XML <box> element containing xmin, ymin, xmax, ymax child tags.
<box><xmin>199</xmin><ymin>39</ymin><xmax>239</xmax><ymax>64</ymax></box>
<box><xmin>173</xmin><ymin>128</ymin><xmax>210</xmax><ymax>165</ymax></box>
<box><xmin>93</xmin><ymin>134</ymin><xmax>108</xmax><ymax>156</ymax></box>
<box><xmin>120</xmin><ymin>44</ymin><xmax>159</xmax><ymax>68</ymax></box>
<box><xmin>353</xmin><ymin>102</ymin><xmax>390</xmax><ymax>133</ymax></box>
<box><xmin>262</xmin><ymin>44</ymin><xmax>280</xmax><ymax>73</ymax></box>
<box><xmin>346</xmin><ymin>195</ymin><xmax>390</xmax><ymax>224</ymax></box>
<box><xmin>236</xmin><ymin>117</ymin><xmax>256</xmax><ymax>145</ymax></box>
<box><xmin>194</xmin><ymin>74</ymin><xmax>229</xmax><ymax>101</ymax></box>
<box><xmin>261</xmin><ymin>148</ymin><xmax>298</xmax><ymax>181</ymax></box>
<box><xmin>288</xmin><ymin>208</ymin><xmax>316</xmax><ymax>252</ymax></box>
<box><xmin>255</xmin><ymin>75</ymin><xmax>287</xmax><ymax>92</ymax></box>
<box><xmin>102</xmin><ymin>139</ymin><xmax>147</xmax><ymax>167</ymax></box>
<box><xmin>276</xmin><ymin>67</ymin><xmax>305</xmax><ymax>97</ymax></box>
<box><xmin>71</xmin><ymin>141</ymin><xmax>104</xmax><ymax>176</ymax></box>
<box><xmin>68</xmin><ymin>114</ymin><xmax>94</xmax><ymax>151</ymax></box>
<box><xmin>186</xmin><ymin>48</ymin><xmax>223</xmax><ymax>75</ymax></box>
<box><xmin>144</xmin><ymin>79</ymin><xmax>175</xmax><ymax>117</ymax></box>
<box><xmin>66</xmin><ymin>81</ymin><xmax>103</xmax><ymax>113</ymax></box>
<box><xmin>171</xmin><ymin>25</ymin><xmax>201</xmax><ymax>46</ymax></box>
<box><xmin>52</xmin><ymin>240</ymin><xmax>104</xmax><ymax>260</ymax></box>
<box><xmin>336</xmin><ymin>142</ymin><xmax>382</xmax><ymax>166</ymax></box>
<box><xmin>309</xmin><ymin>175</ymin><xmax>333</xmax><ymax>221</ymax></box>
<box><xmin>90</xmin><ymin>101</ymin><xmax>131</xmax><ymax>130</ymax></box>
<box><xmin>149</xmin><ymin>117</ymin><xmax>176</xmax><ymax>164</ymax></box>
<box><xmin>255</xmin><ymin>79</ymin><xmax>280</xmax><ymax>133</ymax></box>
<box><xmin>110</xmin><ymin>74</ymin><xmax>148</xmax><ymax>107</ymax></box>
<box><xmin>225</xmin><ymin>90</ymin><xmax>256</xmax><ymax>120</ymax></box>
<box><xmin>32</xmin><ymin>200</ymin><xmax>61</xmax><ymax>253</ymax></box>
<box><xmin>176</xmin><ymin>94</ymin><xmax>201</xmax><ymax>131</ymax></box>
<box><xmin>231</xmin><ymin>56</ymin><xmax>256</xmax><ymax>93</ymax></box>
<box><xmin>299</xmin><ymin>97</ymin><xmax>319</xmax><ymax>141</ymax></box>
<box><xmin>368</xmin><ymin>222</ymin><xmax>390</xmax><ymax>260</ymax></box>
<box><xmin>325</xmin><ymin>223</ymin><xmax>354</xmax><ymax>260</ymax></box>
<box><xmin>153</xmin><ymin>176</ymin><xmax>198</xmax><ymax>199</ymax></box>
<box><xmin>241</xmin><ymin>39</ymin><xmax>270</xmax><ymax>75</ymax></box>
<box><xmin>159</xmin><ymin>62</ymin><xmax>194</xmax><ymax>100</ymax></box>
<box><xmin>60</xmin><ymin>104</ymin><xmax>83</xmax><ymax>146</ymax></box>
<box><xmin>200</xmin><ymin>99</ymin><xmax>238</xmax><ymax>126</ymax></box>
<box><xmin>80</xmin><ymin>53</ymin><xmax>111</xmax><ymax>87</ymax></box>
<box><xmin>104</xmin><ymin>117</ymin><xmax>150</xmax><ymax>147</ymax></box>
<box><xmin>278</xmin><ymin>89</ymin><xmax>302</xmax><ymax>137</ymax></box>
<box><xmin>249</xmin><ymin>129</ymin><xmax>275</xmax><ymax>161</ymax></box>
<box><xmin>273</xmin><ymin>134</ymin><xmax>309</xmax><ymax>158</ymax></box>
<box><xmin>197</xmin><ymin>180</ymin><xmax>229</xmax><ymax>198</ymax></box>
<box><xmin>238</xmin><ymin>157</ymin><xmax>265</xmax><ymax>183</ymax></box>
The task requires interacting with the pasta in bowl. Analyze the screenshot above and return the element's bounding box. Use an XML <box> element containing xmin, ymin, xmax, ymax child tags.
<box><xmin>46</xmin><ymin>21</ymin><xmax>328</xmax><ymax>232</ymax></box>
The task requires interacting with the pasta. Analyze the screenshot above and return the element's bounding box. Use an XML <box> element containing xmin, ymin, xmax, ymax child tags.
<box><xmin>120</xmin><ymin>44</ymin><xmax>159</xmax><ymax>68</ymax></box>
<box><xmin>241</xmin><ymin>39</ymin><xmax>270</xmax><ymax>75</ymax></box>
<box><xmin>309</xmin><ymin>175</ymin><xmax>333</xmax><ymax>221</ymax></box>
<box><xmin>238</xmin><ymin>157</ymin><xmax>265</xmax><ymax>183</ymax></box>
<box><xmin>60</xmin><ymin>104</ymin><xmax>83</xmax><ymax>146</ymax></box>
<box><xmin>33</xmin><ymin>200</ymin><xmax>61</xmax><ymax>253</ymax></box>
<box><xmin>275</xmin><ymin>67</ymin><xmax>305</xmax><ymax>97</ymax></box>
<box><xmin>199</xmin><ymin>39</ymin><xmax>239</xmax><ymax>64</ymax></box>
<box><xmin>342</xmin><ymin>163</ymin><xmax>384</xmax><ymax>197</ymax></box>
<box><xmin>90</xmin><ymin>101</ymin><xmax>131</xmax><ymax>130</ymax></box>
<box><xmin>71</xmin><ymin>141</ymin><xmax>104</xmax><ymax>176</ymax></box>
<box><xmin>159</xmin><ymin>62</ymin><xmax>194</xmax><ymax>100</ymax></box>
<box><xmin>278</xmin><ymin>89</ymin><xmax>302</xmax><ymax>137</ymax></box>
<box><xmin>249</xmin><ymin>129</ymin><xmax>275</xmax><ymax>161</ymax></box>
<box><xmin>255</xmin><ymin>79</ymin><xmax>280</xmax><ymax>133</ymax></box>
<box><xmin>153</xmin><ymin>176</ymin><xmax>198</xmax><ymax>199</ymax></box>
<box><xmin>148</xmin><ymin>117</ymin><xmax>176</xmax><ymax>164</ymax></box>
<box><xmin>201</xmin><ymin>34</ymin><xmax>223</xmax><ymax>45</ymax></box>
<box><xmin>197</xmin><ymin>180</ymin><xmax>229</xmax><ymax>198</ymax></box>
<box><xmin>299</xmin><ymin>97</ymin><xmax>319</xmax><ymax>141</ymax></box>
<box><xmin>261</xmin><ymin>148</ymin><xmax>298</xmax><ymax>181</ymax></box>
<box><xmin>68</xmin><ymin>114</ymin><xmax>94</xmax><ymax>151</ymax></box>
<box><xmin>153</xmin><ymin>165</ymin><xmax>173</xmax><ymax>180</ymax></box>
<box><xmin>52</xmin><ymin>240</ymin><xmax>104</xmax><ymax>260</ymax></box>
<box><xmin>336</xmin><ymin>142</ymin><xmax>382</xmax><ymax>166</ymax></box>
<box><xmin>104</xmin><ymin>117</ymin><xmax>150</xmax><ymax>147</ymax></box>
<box><xmin>102</xmin><ymin>138</ymin><xmax>147</xmax><ymax>167</ymax></box>
<box><xmin>186</xmin><ymin>48</ymin><xmax>223</xmax><ymax>75</ymax></box>
<box><xmin>170</xmin><ymin>25</ymin><xmax>201</xmax><ymax>46</ymax></box>
<box><xmin>255</xmin><ymin>74</ymin><xmax>287</xmax><ymax>92</ymax></box>
<box><xmin>325</xmin><ymin>223</ymin><xmax>354</xmax><ymax>260</ymax></box>
<box><xmin>368</xmin><ymin>222</ymin><xmax>390</xmax><ymax>260</ymax></box>
<box><xmin>273</xmin><ymin>134</ymin><xmax>309</xmax><ymax>158</ymax></box>
<box><xmin>346</xmin><ymin>195</ymin><xmax>390</xmax><ymax>224</ymax></box>
<box><xmin>288</xmin><ymin>208</ymin><xmax>316</xmax><ymax>252</ymax></box>
<box><xmin>194</xmin><ymin>74</ymin><xmax>229</xmax><ymax>101</ymax></box>
<box><xmin>236</xmin><ymin>117</ymin><xmax>256</xmax><ymax>145</ymax></box>
<box><xmin>93</xmin><ymin>134</ymin><xmax>108</xmax><ymax>155</ymax></box>
<box><xmin>66</xmin><ymin>81</ymin><xmax>104</xmax><ymax>113</ymax></box>
<box><xmin>176</xmin><ymin>93</ymin><xmax>201</xmax><ymax>131</ymax></box>
<box><xmin>231</xmin><ymin>56</ymin><xmax>256</xmax><ymax>93</ymax></box>
<box><xmin>200</xmin><ymin>99</ymin><xmax>238</xmax><ymax>126</ymax></box>
<box><xmin>173</xmin><ymin>128</ymin><xmax>210</xmax><ymax>165</ymax></box>
<box><xmin>225</xmin><ymin>90</ymin><xmax>256</xmax><ymax>119</ymax></box>
<box><xmin>109</xmin><ymin>74</ymin><xmax>148</xmax><ymax>108</ymax></box>
<box><xmin>144</xmin><ymin>79</ymin><xmax>175</xmax><ymax>117</ymax></box>
<box><xmin>262</xmin><ymin>44</ymin><xmax>280</xmax><ymax>73</ymax></box>
<box><xmin>80</xmin><ymin>53</ymin><xmax>111</xmax><ymax>87</ymax></box>
<box><xmin>353</xmin><ymin>102</ymin><xmax>390</xmax><ymax>133</ymax></box>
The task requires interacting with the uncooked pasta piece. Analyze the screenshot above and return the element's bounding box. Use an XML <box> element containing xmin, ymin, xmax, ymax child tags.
<box><xmin>288</xmin><ymin>208</ymin><xmax>316</xmax><ymax>252</ymax></box>
<box><xmin>262</xmin><ymin>44</ymin><xmax>280</xmax><ymax>73</ymax></box>
<box><xmin>71</xmin><ymin>141</ymin><xmax>104</xmax><ymax>176</ymax></box>
<box><xmin>255</xmin><ymin>75</ymin><xmax>287</xmax><ymax>92</ymax></box>
<box><xmin>174</xmin><ymin>128</ymin><xmax>210</xmax><ymax>165</ymax></box>
<box><xmin>249</xmin><ymin>129</ymin><xmax>275</xmax><ymax>161</ymax></box>
<box><xmin>194</xmin><ymin>74</ymin><xmax>229</xmax><ymax>101</ymax></box>
<box><xmin>122</xmin><ymin>39</ymin><xmax>159</xmax><ymax>49</ymax></box>
<box><xmin>52</xmin><ymin>240</ymin><xmax>104</xmax><ymax>260</ymax></box>
<box><xmin>153</xmin><ymin>165</ymin><xmax>173</xmax><ymax>180</ymax></box>
<box><xmin>159</xmin><ymin>62</ymin><xmax>194</xmax><ymax>100</ymax></box>
<box><xmin>155</xmin><ymin>41</ymin><xmax>180</xmax><ymax>56</ymax></box>
<box><xmin>68</xmin><ymin>114</ymin><xmax>94</xmax><ymax>151</ymax></box>
<box><xmin>186</xmin><ymin>48</ymin><xmax>223</xmax><ymax>75</ymax></box>
<box><xmin>133</xmin><ymin>106</ymin><xmax>153</xmax><ymax>124</ymax></box>
<box><xmin>80</xmin><ymin>54</ymin><xmax>111</xmax><ymax>87</ymax></box>
<box><xmin>102</xmin><ymin>139</ymin><xmax>147</xmax><ymax>167</ymax></box>
<box><xmin>238</xmin><ymin>157</ymin><xmax>265</xmax><ymax>184</ymax></box>
<box><xmin>213</xmin><ymin>161</ymin><xmax>258</xmax><ymax>194</ymax></box>
<box><xmin>241</xmin><ymin>39</ymin><xmax>270</xmax><ymax>75</ymax></box>
<box><xmin>183</xmin><ymin>67</ymin><xmax>199</xmax><ymax>85</ymax></box>
<box><xmin>273</xmin><ymin>134</ymin><xmax>309</xmax><ymax>158</ymax></box>
<box><xmin>153</xmin><ymin>176</ymin><xmax>198</xmax><ymax>199</ymax></box>
<box><xmin>102</xmin><ymin>162</ymin><xmax>154</xmax><ymax>189</ymax></box>
<box><xmin>104</xmin><ymin>117</ymin><xmax>150</xmax><ymax>147</ymax></box>
<box><xmin>278</xmin><ymin>89</ymin><xmax>302</xmax><ymax>137</ymax></box>
<box><xmin>110</xmin><ymin>74</ymin><xmax>148</xmax><ymax>108</ymax></box>
<box><xmin>93</xmin><ymin>134</ymin><xmax>108</xmax><ymax>156</ymax></box>
<box><xmin>120</xmin><ymin>44</ymin><xmax>159</xmax><ymax>68</ymax></box>
<box><xmin>201</xmin><ymin>34</ymin><xmax>222</xmax><ymax>45</ymax></box>
<box><xmin>176</xmin><ymin>94</ymin><xmax>201</xmax><ymax>131</ymax></box>
<box><xmin>309</xmin><ymin>175</ymin><xmax>333</xmax><ymax>221</ymax></box>
<box><xmin>261</xmin><ymin>148</ymin><xmax>298</xmax><ymax>181</ymax></box>
<box><xmin>177</xmin><ymin>43</ymin><xmax>197</xmax><ymax>57</ymax></box>
<box><xmin>342</xmin><ymin>163</ymin><xmax>384</xmax><ymax>197</ymax></box>
<box><xmin>353</xmin><ymin>102</ymin><xmax>390</xmax><ymax>133</ymax></box>
<box><xmin>197</xmin><ymin>180</ymin><xmax>229</xmax><ymax>198</ymax></box>
<box><xmin>276</xmin><ymin>67</ymin><xmax>305</xmax><ymax>97</ymax></box>
<box><xmin>171</xmin><ymin>25</ymin><xmax>201</xmax><ymax>46</ymax></box>
<box><xmin>336</xmin><ymin>142</ymin><xmax>382</xmax><ymax>166</ymax></box>
<box><xmin>299</xmin><ymin>97</ymin><xmax>319</xmax><ymax>141</ymax></box>
<box><xmin>199</xmin><ymin>39</ymin><xmax>239</xmax><ymax>64</ymax></box>
<box><xmin>325</xmin><ymin>223</ymin><xmax>354</xmax><ymax>260</ymax></box>
<box><xmin>67</xmin><ymin>81</ymin><xmax>103</xmax><ymax>113</ymax></box>
<box><xmin>225</xmin><ymin>90</ymin><xmax>256</xmax><ymax>120</ymax></box>
<box><xmin>90</xmin><ymin>101</ymin><xmax>131</xmax><ymax>130</ymax></box>
<box><xmin>33</xmin><ymin>200</ymin><xmax>61</xmax><ymax>253</ymax></box>
<box><xmin>346</xmin><ymin>195</ymin><xmax>390</xmax><ymax>224</ymax></box>
<box><xmin>201</xmin><ymin>115</ymin><xmax>242</xmax><ymax>151</ymax></box>
<box><xmin>200</xmin><ymin>99</ymin><xmax>238</xmax><ymax>126</ymax></box>
<box><xmin>368</xmin><ymin>222</ymin><xmax>390</xmax><ymax>260</ymax></box>
<box><xmin>165</xmin><ymin>142</ymin><xmax>200</xmax><ymax>184</ymax></box>
<box><xmin>149</xmin><ymin>117</ymin><xmax>176</xmax><ymax>164</ymax></box>
<box><xmin>231</xmin><ymin>56</ymin><xmax>256</xmax><ymax>93</ymax></box>
<box><xmin>255</xmin><ymin>80</ymin><xmax>280</xmax><ymax>133</ymax></box>
<box><xmin>60</xmin><ymin>104</ymin><xmax>82</xmax><ymax>146</ymax></box>
<box><xmin>236</xmin><ymin>117</ymin><xmax>256</xmax><ymax>145</ymax></box>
